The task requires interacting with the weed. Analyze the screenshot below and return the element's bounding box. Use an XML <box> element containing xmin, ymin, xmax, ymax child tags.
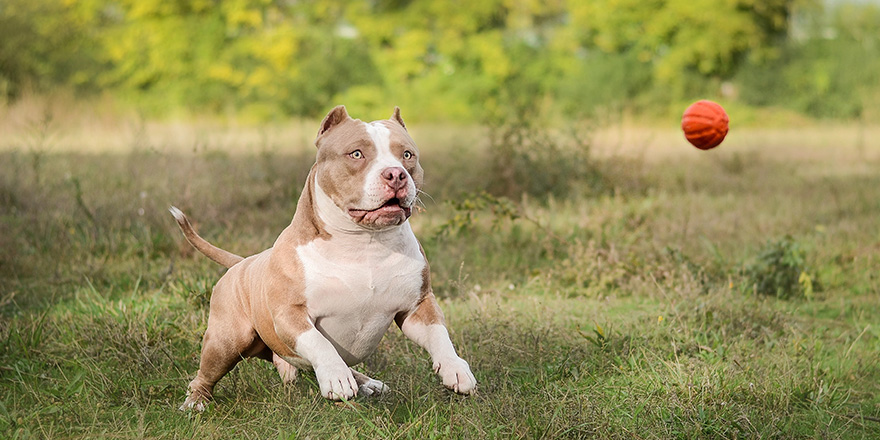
<box><xmin>434</xmin><ymin>192</ymin><xmax>520</xmax><ymax>238</ymax></box>
<box><xmin>69</xmin><ymin>175</ymin><xmax>97</xmax><ymax>226</ymax></box>
<box><xmin>579</xmin><ymin>322</ymin><xmax>610</xmax><ymax>351</ymax></box>
<box><xmin>22</xmin><ymin>106</ymin><xmax>56</xmax><ymax>187</ymax></box>
<box><xmin>550</xmin><ymin>239</ymin><xmax>632</xmax><ymax>297</ymax></box>
<box><xmin>743</xmin><ymin>236</ymin><xmax>816</xmax><ymax>299</ymax></box>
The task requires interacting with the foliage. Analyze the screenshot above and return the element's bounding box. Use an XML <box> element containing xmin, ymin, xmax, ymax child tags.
<box><xmin>434</xmin><ymin>192</ymin><xmax>520</xmax><ymax>238</ymax></box>
<box><xmin>578</xmin><ymin>322</ymin><xmax>610</xmax><ymax>351</ymax></box>
<box><xmin>743</xmin><ymin>235</ymin><xmax>814</xmax><ymax>299</ymax></box>
<box><xmin>567</xmin><ymin>0</ymin><xmax>792</xmax><ymax>84</ymax></box>
<box><xmin>0</xmin><ymin>0</ymin><xmax>102</xmax><ymax>99</ymax></box>
<box><xmin>8</xmin><ymin>0</ymin><xmax>880</xmax><ymax>120</ymax></box>
<box><xmin>92</xmin><ymin>0</ymin><xmax>380</xmax><ymax>118</ymax></box>
<box><xmin>736</xmin><ymin>3</ymin><xmax>880</xmax><ymax>119</ymax></box>
<box><xmin>555</xmin><ymin>49</ymin><xmax>653</xmax><ymax>117</ymax></box>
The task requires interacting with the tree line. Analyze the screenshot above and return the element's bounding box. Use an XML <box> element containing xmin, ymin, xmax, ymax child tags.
<box><xmin>1</xmin><ymin>0</ymin><xmax>877</xmax><ymax>121</ymax></box>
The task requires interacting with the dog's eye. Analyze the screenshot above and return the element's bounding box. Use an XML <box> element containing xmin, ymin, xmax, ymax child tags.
<box><xmin>349</xmin><ymin>150</ymin><xmax>363</xmax><ymax>159</ymax></box>
<box><xmin>403</xmin><ymin>151</ymin><xmax>413</xmax><ymax>160</ymax></box>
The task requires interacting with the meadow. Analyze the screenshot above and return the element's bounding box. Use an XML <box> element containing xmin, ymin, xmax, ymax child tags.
<box><xmin>1</xmin><ymin>107</ymin><xmax>879</xmax><ymax>438</ymax></box>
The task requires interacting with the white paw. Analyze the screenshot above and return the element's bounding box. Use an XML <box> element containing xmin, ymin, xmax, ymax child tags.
<box><xmin>358</xmin><ymin>378</ymin><xmax>390</xmax><ymax>397</ymax></box>
<box><xmin>179</xmin><ymin>393</ymin><xmax>209</xmax><ymax>412</ymax></box>
<box><xmin>315</xmin><ymin>365</ymin><xmax>359</xmax><ymax>400</ymax></box>
<box><xmin>433</xmin><ymin>357</ymin><xmax>477</xmax><ymax>395</ymax></box>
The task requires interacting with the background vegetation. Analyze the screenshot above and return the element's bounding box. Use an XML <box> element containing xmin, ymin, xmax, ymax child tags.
<box><xmin>1</xmin><ymin>0</ymin><xmax>879</xmax><ymax>121</ymax></box>
<box><xmin>2</xmin><ymin>0</ymin><xmax>880</xmax><ymax>438</ymax></box>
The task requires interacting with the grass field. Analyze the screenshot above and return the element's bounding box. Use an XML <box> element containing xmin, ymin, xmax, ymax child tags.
<box><xmin>1</xmin><ymin>110</ymin><xmax>879</xmax><ymax>438</ymax></box>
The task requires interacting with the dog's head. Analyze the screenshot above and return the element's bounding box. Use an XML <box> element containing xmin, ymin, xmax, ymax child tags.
<box><xmin>314</xmin><ymin>106</ymin><xmax>424</xmax><ymax>230</ymax></box>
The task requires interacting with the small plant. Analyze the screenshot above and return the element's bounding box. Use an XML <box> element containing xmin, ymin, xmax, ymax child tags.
<box><xmin>579</xmin><ymin>322</ymin><xmax>610</xmax><ymax>351</ymax></box>
<box><xmin>743</xmin><ymin>236</ymin><xmax>815</xmax><ymax>299</ymax></box>
<box><xmin>24</xmin><ymin>107</ymin><xmax>57</xmax><ymax>187</ymax></box>
<box><xmin>664</xmin><ymin>246</ymin><xmax>712</xmax><ymax>293</ymax></box>
<box><xmin>551</xmin><ymin>240</ymin><xmax>631</xmax><ymax>297</ymax></box>
<box><xmin>434</xmin><ymin>192</ymin><xmax>520</xmax><ymax>237</ymax></box>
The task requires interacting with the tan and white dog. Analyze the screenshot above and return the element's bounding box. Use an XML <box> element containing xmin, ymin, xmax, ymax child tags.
<box><xmin>170</xmin><ymin>106</ymin><xmax>476</xmax><ymax>411</ymax></box>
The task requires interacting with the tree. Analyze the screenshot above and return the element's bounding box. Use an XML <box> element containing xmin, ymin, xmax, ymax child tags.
<box><xmin>0</xmin><ymin>0</ymin><xmax>100</xmax><ymax>99</ymax></box>
<box><xmin>93</xmin><ymin>0</ymin><xmax>377</xmax><ymax>118</ymax></box>
<box><xmin>566</xmin><ymin>0</ymin><xmax>799</xmax><ymax>93</ymax></box>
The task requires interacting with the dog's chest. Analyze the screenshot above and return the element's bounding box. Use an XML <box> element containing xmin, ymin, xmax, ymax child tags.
<box><xmin>295</xmin><ymin>229</ymin><xmax>425</xmax><ymax>363</ymax></box>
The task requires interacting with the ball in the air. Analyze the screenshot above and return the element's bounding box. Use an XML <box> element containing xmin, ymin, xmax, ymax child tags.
<box><xmin>681</xmin><ymin>100</ymin><xmax>729</xmax><ymax>150</ymax></box>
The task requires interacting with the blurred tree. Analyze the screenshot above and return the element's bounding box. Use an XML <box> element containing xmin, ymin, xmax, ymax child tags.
<box><xmin>0</xmin><ymin>0</ymin><xmax>101</xmax><ymax>99</ymax></box>
<box><xmin>566</xmin><ymin>0</ymin><xmax>798</xmax><ymax>91</ymax></box>
<box><xmin>736</xmin><ymin>1</ymin><xmax>880</xmax><ymax>118</ymax></box>
<box><xmin>345</xmin><ymin>0</ymin><xmax>571</xmax><ymax>120</ymax></box>
<box><xmin>345</xmin><ymin>0</ymin><xmax>807</xmax><ymax>119</ymax></box>
<box><xmin>95</xmin><ymin>0</ymin><xmax>378</xmax><ymax>118</ymax></box>
<box><xmin>3</xmin><ymin>0</ymin><xmax>875</xmax><ymax>121</ymax></box>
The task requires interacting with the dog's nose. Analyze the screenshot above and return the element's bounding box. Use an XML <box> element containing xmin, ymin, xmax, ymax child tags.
<box><xmin>381</xmin><ymin>167</ymin><xmax>408</xmax><ymax>191</ymax></box>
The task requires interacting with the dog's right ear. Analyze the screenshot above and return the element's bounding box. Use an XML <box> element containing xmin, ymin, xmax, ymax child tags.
<box><xmin>316</xmin><ymin>105</ymin><xmax>350</xmax><ymax>141</ymax></box>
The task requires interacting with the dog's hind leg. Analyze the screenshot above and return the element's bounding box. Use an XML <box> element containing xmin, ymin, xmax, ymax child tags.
<box><xmin>180</xmin><ymin>330</ymin><xmax>250</xmax><ymax>411</ymax></box>
<box><xmin>180</xmin><ymin>295</ymin><xmax>262</xmax><ymax>411</ymax></box>
<box><xmin>350</xmin><ymin>369</ymin><xmax>390</xmax><ymax>397</ymax></box>
<box><xmin>272</xmin><ymin>353</ymin><xmax>299</xmax><ymax>385</ymax></box>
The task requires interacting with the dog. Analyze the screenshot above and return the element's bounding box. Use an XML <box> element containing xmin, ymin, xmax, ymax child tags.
<box><xmin>170</xmin><ymin>106</ymin><xmax>476</xmax><ymax>411</ymax></box>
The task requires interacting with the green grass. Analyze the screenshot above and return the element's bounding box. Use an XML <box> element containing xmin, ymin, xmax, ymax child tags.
<box><xmin>1</xmin><ymin>118</ymin><xmax>879</xmax><ymax>439</ymax></box>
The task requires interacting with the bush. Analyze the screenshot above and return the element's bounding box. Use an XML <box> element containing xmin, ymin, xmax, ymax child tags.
<box><xmin>484</xmin><ymin>113</ymin><xmax>604</xmax><ymax>200</ymax></box>
<box><xmin>743</xmin><ymin>236</ymin><xmax>814</xmax><ymax>299</ymax></box>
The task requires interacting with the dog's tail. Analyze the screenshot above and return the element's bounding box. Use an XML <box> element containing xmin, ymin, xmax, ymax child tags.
<box><xmin>169</xmin><ymin>206</ymin><xmax>244</xmax><ymax>268</ymax></box>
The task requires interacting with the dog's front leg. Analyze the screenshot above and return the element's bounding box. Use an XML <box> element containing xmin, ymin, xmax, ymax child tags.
<box><xmin>274</xmin><ymin>307</ymin><xmax>358</xmax><ymax>400</ymax></box>
<box><xmin>396</xmin><ymin>294</ymin><xmax>477</xmax><ymax>395</ymax></box>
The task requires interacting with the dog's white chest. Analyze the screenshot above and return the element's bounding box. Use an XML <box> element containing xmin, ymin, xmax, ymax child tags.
<box><xmin>296</xmin><ymin>226</ymin><xmax>425</xmax><ymax>365</ymax></box>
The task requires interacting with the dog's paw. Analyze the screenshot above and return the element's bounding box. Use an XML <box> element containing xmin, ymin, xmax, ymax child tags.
<box><xmin>433</xmin><ymin>356</ymin><xmax>477</xmax><ymax>395</ymax></box>
<box><xmin>350</xmin><ymin>369</ymin><xmax>389</xmax><ymax>397</ymax></box>
<box><xmin>179</xmin><ymin>393</ymin><xmax>210</xmax><ymax>412</ymax></box>
<box><xmin>272</xmin><ymin>353</ymin><xmax>299</xmax><ymax>385</ymax></box>
<box><xmin>315</xmin><ymin>365</ymin><xmax>359</xmax><ymax>400</ymax></box>
<box><xmin>358</xmin><ymin>378</ymin><xmax>390</xmax><ymax>397</ymax></box>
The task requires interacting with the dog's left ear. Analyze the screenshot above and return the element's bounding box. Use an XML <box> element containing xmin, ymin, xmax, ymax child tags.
<box><xmin>390</xmin><ymin>106</ymin><xmax>406</xmax><ymax>131</ymax></box>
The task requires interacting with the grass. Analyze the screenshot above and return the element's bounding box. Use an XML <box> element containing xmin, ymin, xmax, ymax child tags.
<box><xmin>1</xmin><ymin>107</ymin><xmax>879</xmax><ymax>438</ymax></box>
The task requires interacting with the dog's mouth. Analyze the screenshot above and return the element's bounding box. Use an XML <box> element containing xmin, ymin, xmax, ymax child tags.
<box><xmin>348</xmin><ymin>198</ymin><xmax>412</xmax><ymax>224</ymax></box>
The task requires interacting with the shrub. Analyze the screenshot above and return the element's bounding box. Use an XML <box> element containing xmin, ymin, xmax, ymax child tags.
<box><xmin>743</xmin><ymin>236</ymin><xmax>814</xmax><ymax>299</ymax></box>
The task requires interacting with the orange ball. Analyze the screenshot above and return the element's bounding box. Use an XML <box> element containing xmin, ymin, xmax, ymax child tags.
<box><xmin>681</xmin><ymin>100</ymin><xmax>729</xmax><ymax>150</ymax></box>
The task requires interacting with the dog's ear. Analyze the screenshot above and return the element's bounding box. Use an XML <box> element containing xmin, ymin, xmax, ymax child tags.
<box><xmin>390</xmin><ymin>106</ymin><xmax>406</xmax><ymax>130</ymax></box>
<box><xmin>317</xmin><ymin>105</ymin><xmax>350</xmax><ymax>140</ymax></box>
